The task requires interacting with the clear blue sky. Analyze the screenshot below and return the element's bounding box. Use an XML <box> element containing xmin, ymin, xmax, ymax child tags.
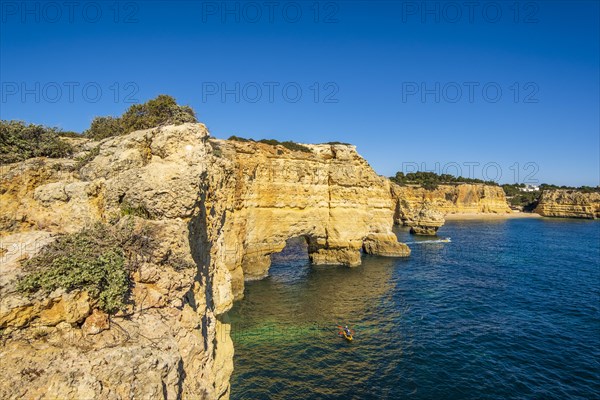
<box><xmin>1</xmin><ymin>0</ymin><xmax>598</xmax><ymax>186</ymax></box>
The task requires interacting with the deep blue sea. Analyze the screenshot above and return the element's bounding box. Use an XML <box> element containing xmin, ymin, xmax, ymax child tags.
<box><xmin>226</xmin><ymin>219</ymin><xmax>600</xmax><ymax>399</ymax></box>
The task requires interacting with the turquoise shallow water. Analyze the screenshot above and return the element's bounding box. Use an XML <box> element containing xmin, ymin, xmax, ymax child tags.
<box><xmin>226</xmin><ymin>219</ymin><xmax>600</xmax><ymax>399</ymax></box>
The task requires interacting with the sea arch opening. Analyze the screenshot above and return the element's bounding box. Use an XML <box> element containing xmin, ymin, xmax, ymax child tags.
<box><xmin>269</xmin><ymin>236</ymin><xmax>312</xmax><ymax>276</ymax></box>
<box><xmin>241</xmin><ymin>234</ymin><xmax>320</xmax><ymax>281</ymax></box>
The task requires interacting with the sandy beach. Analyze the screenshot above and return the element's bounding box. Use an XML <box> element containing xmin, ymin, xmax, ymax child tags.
<box><xmin>444</xmin><ymin>212</ymin><xmax>543</xmax><ymax>221</ymax></box>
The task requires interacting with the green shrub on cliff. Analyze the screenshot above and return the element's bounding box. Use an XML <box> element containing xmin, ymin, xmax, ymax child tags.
<box><xmin>501</xmin><ymin>184</ymin><xmax>540</xmax><ymax>210</ymax></box>
<box><xmin>227</xmin><ymin>135</ymin><xmax>311</xmax><ymax>153</ymax></box>
<box><xmin>120</xmin><ymin>201</ymin><xmax>152</xmax><ymax>219</ymax></box>
<box><xmin>0</xmin><ymin>120</ymin><xmax>74</xmax><ymax>164</ymax></box>
<box><xmin>257</xmin><ymin>139</ymin><xmax>311</xmax><ymax>153</ymax></box>
<box><xmin>422</xmin><ymin>182</ymin><xmax>439</xmax><ymax>190</ymax></box>
<box><xmin>390</xmin><ymin>171</ymin><xmax>498</xmax><ymax>187</ymax></box>
<box><xmin>228</xmin><ymin>135</ymin><xmax>252</xmax><ymax>142</ymax></box>
<box><xmin>85</xmin><ymin>116</ymin><xmax>124</xmax><ymax>140</ymax></box>
<box><xmin>17</xmin><ymin>221</ymin><xmax>153</xmax><ymax>314</ymax></box>
<box><xmin>56</xmin><ymin>130</ymin><xmax>83</xmax><ymax>138</ymax></box>
<box><xmin>501</xmin><ymin>183</ymin><xmax>526</xmax><ymax>197</ymax></box>
<box><xmin>120</xmin><ymin>95</ymin><xmax>197</xmax><ymax>133</ymax></box>
<box><xmin>539</xmin><ymin>183</ymin><xmax>600</xmax><ymax>193</ymax></box>
<box><xmin>324</xmin><ymin>141</ymin><xmax>352</xmax><ymax>145</ymax></box>
<box><xmin>85</xmin><ymin>95</ymin><xmax>197</xmax><ymax>140</ymax></box>
<box><xmin>279</xmin><ymin>141</ymin><xmax>312</xmax><ymax>153</ymax></box>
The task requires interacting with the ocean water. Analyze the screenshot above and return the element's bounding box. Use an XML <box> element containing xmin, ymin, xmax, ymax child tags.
<box><xmin>226</xmin><ymin>219</ymin><xmax>600</xmax><ymax>399</ymax></box>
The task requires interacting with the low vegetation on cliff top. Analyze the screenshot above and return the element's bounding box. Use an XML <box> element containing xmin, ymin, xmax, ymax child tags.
<box><xmin>85</xmin><ymin>95</ymin><xmax>197</xmax><ymax>140</ymax></box>
<box><xmin>0</xmin><ymin>120</ymin><xmax>75</xmax><ymax>164</ymax></box>
<box><xmin>1</xmin><ymin>96</ymin><xmax>197</xmax><ymax>165</ymax></box>
<box><xmin>502</xmin><ymin>183</ymin><xmax>599</xmax><ymax>210</ymax></box>
<box><xmin>17</xmin><ymin>220</ymin><xmax>154</xmax><ymax>314</ymax></box>
<box><xmin>228</xmin><ymin>135</ymin><xmax>312</xmax><ymax>153</ymax></box>
<box><xmin>537</xmin><ymin>183</ymin><xmax>600</xmax><ymax>193</ymax></box>
<box><xmin>390</xmin><ymin>171</ymin><xmax>498</xmax><ymax>190</ymax></box>
<box><xmin>501</xmin><ymin>184</ymin><xmax>540</xmax><ymax>211</ymax></box>
<box><xmin>390</xmin><ymin>172</ymin><xmax>598</xmax><ymax>209</ymax></box>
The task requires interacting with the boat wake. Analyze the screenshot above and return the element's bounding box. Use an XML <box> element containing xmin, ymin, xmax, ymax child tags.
<box><xmin>404</xmin><ymin>238</ymin><xmax>451</xmax><ymax>244</ymax></box>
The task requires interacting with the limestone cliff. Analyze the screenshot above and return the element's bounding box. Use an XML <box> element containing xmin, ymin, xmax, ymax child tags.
<box><xmin>390</xmin><ymin>183</ymin><xmax>511</xmax><ymax>233</ymax></box>
<box><xmin>210</xmin><ymin>138</ymin><xmax>409</xmax><ymax>299</ymax></box>
<box><xmin>534</xmin><ymin>190</ymin><xmax>600</xmax><ymax>219</ymax></box>
<box><xmin>0</xmin><ymin>124</ymin><xmax>409</xmax><ymax>399</ymax></box>
<box><xmin>1</xmin><ymin>124</ymin><xmax>233</xmax><ymax>399</ymax></box>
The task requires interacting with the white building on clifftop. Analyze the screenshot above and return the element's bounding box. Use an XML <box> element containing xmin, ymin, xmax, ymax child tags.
<box><xmin>520</xmin><ymin>184</ymin><xmax>540</xmax><ymax>192</ymax></box>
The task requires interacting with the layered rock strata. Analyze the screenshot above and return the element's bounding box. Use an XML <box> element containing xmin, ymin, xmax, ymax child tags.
<box><xmin>1</xmin><ymin>124</ymin><xmax>231</xmax><ymax>399</ymax></box>
<box><xmin>534</xmin><ymin>190</ymin><xmax>600</xmax><ymax>219</ymax></box>
<box><xmin>210</xmin><ymin>139</ymin><xmax>410</xmax><ymax>299</ymax></box>
<box><xmin>390</xmin><ymin>183</ymin><xmax>511</xmax><ymax>234</ymax></box>
<box><xmin>407</xmin><ymin>203</ymin><xmax>445</xmax><ymax>235</ymax></box>
<box><xmin>0</xmin><ymin>124</ymin><xmax>410</xmax><ymax>399</ymax></box>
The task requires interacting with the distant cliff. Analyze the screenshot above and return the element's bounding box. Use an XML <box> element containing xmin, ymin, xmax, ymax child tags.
<box><xmin>390</xmin><ymin>183</ymin><xmax>511</xmax><ymax>234</ymax></box>
<box><xmin>534</xmin><ymin>190</ymin><xmax>600</xmax><ymax>219</ymax></box>
<box><xmin>391</xmin><ymin>183</ymin><xmax>511</xmax><ymax>220</ymax></box>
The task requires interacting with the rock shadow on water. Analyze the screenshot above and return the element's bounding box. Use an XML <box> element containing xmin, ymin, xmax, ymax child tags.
<box><xmin>228</xmin><ymin>250</ymin><xmax>413</xmax><ymax>400</ymax></box>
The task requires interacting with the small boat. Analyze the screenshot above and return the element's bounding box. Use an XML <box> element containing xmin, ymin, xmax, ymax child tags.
<box><xmin>341</xmin><ymin>330</ymin><xmax>353</xmax><ymax>341</ymax></box>
<box><xmin>337</xmin><ymin>325</ymin><xmax>354</xmax><ymax>341</ymax></box>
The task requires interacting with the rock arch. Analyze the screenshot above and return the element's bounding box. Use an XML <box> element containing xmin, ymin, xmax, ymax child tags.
<box><xmin>213</xmin><ymin>139</ymin><xmax>411</xmax><ymax>300</ymax></box>
<box><xmin>242</xmin><ymin>233</ymin><xmax>315</xmax><ymax>278</ymax></box>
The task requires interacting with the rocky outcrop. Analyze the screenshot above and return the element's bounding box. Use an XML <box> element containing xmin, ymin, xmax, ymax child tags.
<box><xmin>390</xmin><ymin>183</ymin><xmax>510</xmax><ymax>234</ymax></box>
<box><xmin>0</xmin><ymin>123</ymin><xmax>410</xmax><ymax>399</ymax></box>
<box><xmin>209</xmin><ymin>139</ymin><xmax>409</xmax><ymax>299</ymax></box>
<box><xmin>534</xmin><ymin>190</ymin><xmax>600</xmax><ymax>219</ymax></box>
<box><xmin>1</xmin><ymin>124</ymin><xmax>232</xmax><ymax>399</ymax></box>
<box><xmin>363</xmin><ymin>233</ymin><xmax>411</xmax><ymax>256</ymax></box>
<box><xmin>408</xmin><ymin>204</ymin><xmax>445</xmax><ymax>235</ymax></box>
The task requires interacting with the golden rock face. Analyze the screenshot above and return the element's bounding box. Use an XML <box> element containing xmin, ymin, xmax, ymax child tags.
<box><xmin>0</xmin><ymin>123</ymin><xmax>411</xmax><ymax>399</ymax></box>
<box><xmin>0</xmin><ymin>124</ymin><xmax>228</xmax><ymax>399</ymax></box>
<box><xmin>390</xmin><ymin>182</ymin><xmax>512</xmax><ymax>235</ymax></box>
<box><xmin>534</xmin><ymin>190</ymin><xmax>600</xmax><ymax>219</ymax></box>
<box><xmin>391</xmin><ymin>183</ymin><xmax>511</xmax><ymax>223</ymax></box>
<box><xmin>214</xmin><ymin>139</ymin><xmax>410</xmax><ymax>300</ymax></box>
